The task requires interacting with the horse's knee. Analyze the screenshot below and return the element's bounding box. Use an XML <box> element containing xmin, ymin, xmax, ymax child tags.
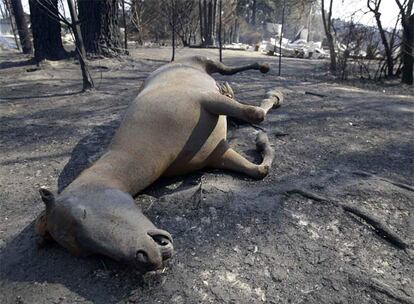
<box><xmin>244</xmin><ymin>106</ymin><xmax>265</xmax><ymax>124</ymax></box>
<box><xmin>249</xmin><ymin>164</ymin><xmax>270</xmax><ymax>179</ymax></box>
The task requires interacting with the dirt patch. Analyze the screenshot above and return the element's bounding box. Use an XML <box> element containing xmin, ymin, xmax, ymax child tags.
<box><xmin>1</xmin><ymin>48</ymin><xmax>413</xmax><ymax>304</ymax></box>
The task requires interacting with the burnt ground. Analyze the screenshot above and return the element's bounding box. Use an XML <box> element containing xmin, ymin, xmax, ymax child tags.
<box><xmin>0</xmin><ymin>47</ymin><xmax>413</xmax><ymax>304</ymax></box>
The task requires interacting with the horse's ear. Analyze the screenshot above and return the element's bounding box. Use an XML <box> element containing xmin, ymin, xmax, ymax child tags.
<box><xmin>39</xmin><ymin>188</ymin><xmax>55</xmax><ymax>208</ymax></box>
<box><xmin>35</xmin><ymin>210</ymin><xmax>54</xmax><ymax>247</ymax></box>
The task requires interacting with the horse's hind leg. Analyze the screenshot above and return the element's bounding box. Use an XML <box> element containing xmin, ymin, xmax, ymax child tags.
<box><xmin>259</xmin><ymin>90</ymin><xmax>284</xmax><ymax>112</ymax></box>
<box><xmin>191</xmin><ymin>56</ymin><xmax>270</xmax><ymax>75</ymax></box>
<box><xmin>201</xmin><ymin>90</ymin><xmax>283</xmax><ymax>124</ymax></box>
<box><xmin>208</xmin><ymin>132</ymin><xmax>275</xmax><ymax>179</ymax></box>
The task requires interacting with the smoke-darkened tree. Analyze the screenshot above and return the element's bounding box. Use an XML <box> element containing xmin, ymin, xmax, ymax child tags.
<box><xmin>78</xmin><ymin>0</ymin><xmax>122</xmax><ymax>56</ymax></box>
<box><xmin>199</xmin><ymin>0</ymin><xmax>217</xmax><ymax>46</ymax></box>
<box><xmin>321</xmin><ymin>0</ymin><xmax>337</xmax><ymax>74</ymax></box>
<box><xmin>395</xmin><ymin>0</ymin><xmax>413</xmax><ymax>85</ymax></box>
<box><xmin>158</xmin><ymin>0</ymin><xmax>199</xmax><ymax>47</ymax></box>
<box><xmin>174</xmin><ymin>0</ymin><xmax>199</xmax><ymax>46</ymax></box>
<box><xmin>10</xmin><ymin>0</ymin><xmax>32</xmax><ymax>54</ymax></box>
<box><xmin>367</xmin><ymin>0</ymin><xmax>396</xmax><ymax>77</ymax></box>
<box><xmin>28</xmin><ymin>0</ymin><xmax>67</xmax><ymax>61</ymax></box>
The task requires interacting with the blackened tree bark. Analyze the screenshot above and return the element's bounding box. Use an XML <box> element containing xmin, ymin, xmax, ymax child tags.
<box><xmin>199</xmin><ymin>0</ymin><xmax>204</xmax><ymax>44</ymax></box>
<box><xmin>171</xmin><ymin>0</ymin><xmax>176</xmax><ymax>61</ymax></box>
<box><xmin>199</xmin><ymin>0</ymin><xmax>216</xmax><ymax>46</ymax></box>
<box><xmin>203</xmin><ymin>0</ymin><xmax>208</xmax><ymax>45</ymax></box>
<box><xmin>212</xmin><ymin>0</ymin><xmax>217</xmax><ymax>43</ymax></box>
<box><xmin>401</xmin><ymin>14</ymin><xmax>414</xmax><ymax>84</ymax></box>
<box><xmin>206</xmin><ymin>0</ymin><xmax>213</xmax><ymax>45</ymax></box>
<box><xmin>395</xmin><ymin>0</ymin><xmax>413</xmax><ymax>85</ymax></box>
<box><xmin>218</xmin><ymin>0</ymin><xmax>222</xmax><ymax>61</ymax></box>
<box><xmin>121</xmin><ymin>0</ymin><xmax>127</xmax><ymax>50</ymax></box>
<box><xmin>78</xmin><ymin>0</ymin><xmax>122</xmax><ymax>56</ymax></box>
<box><xmin>28</xmin><ymin>0</ymin><xmax>67</xmax><ymax>61</ymax></box>
<box><xmin>10</xmin><ymin>0</ymin><xmax>32</xmax><ymax>54</ymax></box>
<box><xmin>251</xmin><ymin>0</ymin><xmax>257</xmax><ymax>26</ymax></box>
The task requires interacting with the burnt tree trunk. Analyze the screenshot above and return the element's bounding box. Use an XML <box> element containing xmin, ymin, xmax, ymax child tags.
<box><xmin>28</xmin><ymin>0</ymin><xmax>67</xmax><ymax>62</ymax></box>
<box><xmin>3</xmin><ymin>0</ymin><xmax>20</xmax><ymax>50</ymax></box>
<box><xmin>200</xmin><ymin>0</ymin><xmax>216</xmax><ymax>46</ymax></box>
<box><xmin>206</xmin><ymin>0</ymin><xmax>212</xmax><ymax>45</ymax></box>
<box><xmin>199</xmin><ymin>0</ymin><xmax>204</xmax><ymax>45</ymax></box>
<box><xmin>321</xmin><ymin>0</ymin><xmax>337</xmax><ymax>74</ymax></box>
<box><xmin>10</xmin><ymin>0</ymin><xmax>32</xmax><ymax>54</ymax></box>
<box><xmin>234</xmin><ymin>18</ymin><xmax>239</xmax><ymax>43</ymax></box>
<box><xmin>78</xmin><ymin>0</ymin><xmax>121</xmax><ymax>56</ymax></box>
<box><xmin>67</xmin><ymin>0</ymin><xmax>93</xmax><ymax>91</ymax></box>
<box><xmin>171</xmin><ymin>0</ymin><xmax>176</xmax><ymax>62</ymax></box>
<box><xmin>212</xmin><ymin>0</ymin><xmax>217</xmax><ymax>44</ymax></box>
<box><xmin>121</xmin><ymin>0</ymin><xmax>127</xmax><ymax>51</ymax></box>
<box><xmin>251</xmin><ymin>0</ymin><xmax>257</xmax><ymax>26</ymax></box>
<box><xmin>401</xmin><ymin>14</ymin><xmax>414</xmax><ymax>85</ymax></box>
<box><xmin>368</xmin><ymin>0</ymin><xmax>395</xmax><ymax>77</ymax></box>
<box><xmin>218</xmin><ymin>0</ymin><xmax>222</xmax><ymax>61</ymax></box>
<box><xmin>374</xmin><ymin>12</ymin><xmax>394</xmax><ymax>77</ymax></box>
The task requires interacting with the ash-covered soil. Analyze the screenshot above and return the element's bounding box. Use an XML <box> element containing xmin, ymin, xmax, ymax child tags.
<box><xmin>0</xmin><ymin>47</ymin><xmax>413</xmax><ymax>304</ymax></box>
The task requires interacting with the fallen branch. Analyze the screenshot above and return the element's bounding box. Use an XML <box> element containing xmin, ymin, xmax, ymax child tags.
<box><xmin>370</xmin><ymin>278</ymin><xmax>414</xmax><ymax>304</ymax></box>
<box><xmin>349</xmin><ymin>274</ymin><xmax>414</xmax><ymax>304</ymax></box>
<box><xmin>305</xmin><ymin>91</ymin><xmax>328</xmax><ymax>98</ymax></box>
<box><xmin>285</xmin><ymin>189</ymin><xmax>409</xmax><ymax>249</ymax></box>
<box><xmin>273</xmin><ymin>131</ymin><xmax>289</xmax><ymax>137</ymax></box>
<box><xmin>353</xmin><ymin>170</ymin><xmax>414</xmax><ymax>192</ymax></box>
<box><xmin>342</xmin><ymin>204</ymin><xmax>408</xmax><ymax>249</ymax></box>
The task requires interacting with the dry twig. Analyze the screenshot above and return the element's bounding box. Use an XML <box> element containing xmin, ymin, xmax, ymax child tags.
<box><xmin>305</xmin><ymin>91</ymin><xmax>328</xmax><ymax>98</ymax></box>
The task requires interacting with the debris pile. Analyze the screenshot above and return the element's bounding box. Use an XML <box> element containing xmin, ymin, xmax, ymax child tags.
<box><xmin>259</xmin><ymin>38</ymin><xmax>326</xmax><ymax>59</ymax></box>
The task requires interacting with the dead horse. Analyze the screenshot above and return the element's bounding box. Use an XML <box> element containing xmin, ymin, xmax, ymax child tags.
<box><xmin>36</xmin><ymin>56</ymin><xmax>284</xmax><ymax>272</ymax></box>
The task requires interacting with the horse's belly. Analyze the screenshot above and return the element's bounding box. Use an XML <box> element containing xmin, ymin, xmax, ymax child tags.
<box><xmin>163</xmin><ymin>113</ymin><xmax>227</xmax><ymax>176</ymax></box>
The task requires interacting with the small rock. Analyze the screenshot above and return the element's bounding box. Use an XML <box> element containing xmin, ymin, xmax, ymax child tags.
<box><xmin>271</xmin><ymin>268</ymin><xmax>287</xmax><ymax>282</ymax></box>
<box><xmin>171</xmin><ymin>294</ymin><xmax>184</xmax><ymax>304</ymax></box>
<box><xmin>244</xmin><ymin>254</ymin><xmax>255</xmax><ymax>266</ymax></box>
<box><xmin>16</xmin><ymin>296</ymin><xmax>24</xmax><ymax>304</ymax></box>
<box><xmin>201</xmin><ymin>216</ymin><xmax>211</xmax><ymax>225</ymax></box>
<box><xmin>332</xmin><ymin>281</ymin><xmax>340</xmax><ymax>291</ymax></box>
<box><xmin>405</xmin><ymin>248</ymin><xmax>414</xmax><ymax>260</ymax></box>
<box><xmin>93</xmin><ymin>269</ymin><xmax>111</xmax><ymax>279</ymax></box>
<box><xmin>209</xmin><ymin>207</ymin><xmax>217</xmax><ymax>219</ymax></box>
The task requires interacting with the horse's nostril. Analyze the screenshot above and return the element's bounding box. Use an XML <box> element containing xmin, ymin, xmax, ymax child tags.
<box><xmin>151</xmin><ymin>234</ymin><xmax>171</xmax><ymax>247</ymax></box>
<box><xmin>136</xmin><ymin>250</ymin><xmax>149</xmax><ymax>264</ymax></box>
<box><xmin>149</xmin><ymin>234</ymin><xmax>174</xmax><ymax>260</ymax></box>
<box><xmin>146</xmin><ymin>230</ymin><xmax>174</xmax><ymax>261</ymax></box>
